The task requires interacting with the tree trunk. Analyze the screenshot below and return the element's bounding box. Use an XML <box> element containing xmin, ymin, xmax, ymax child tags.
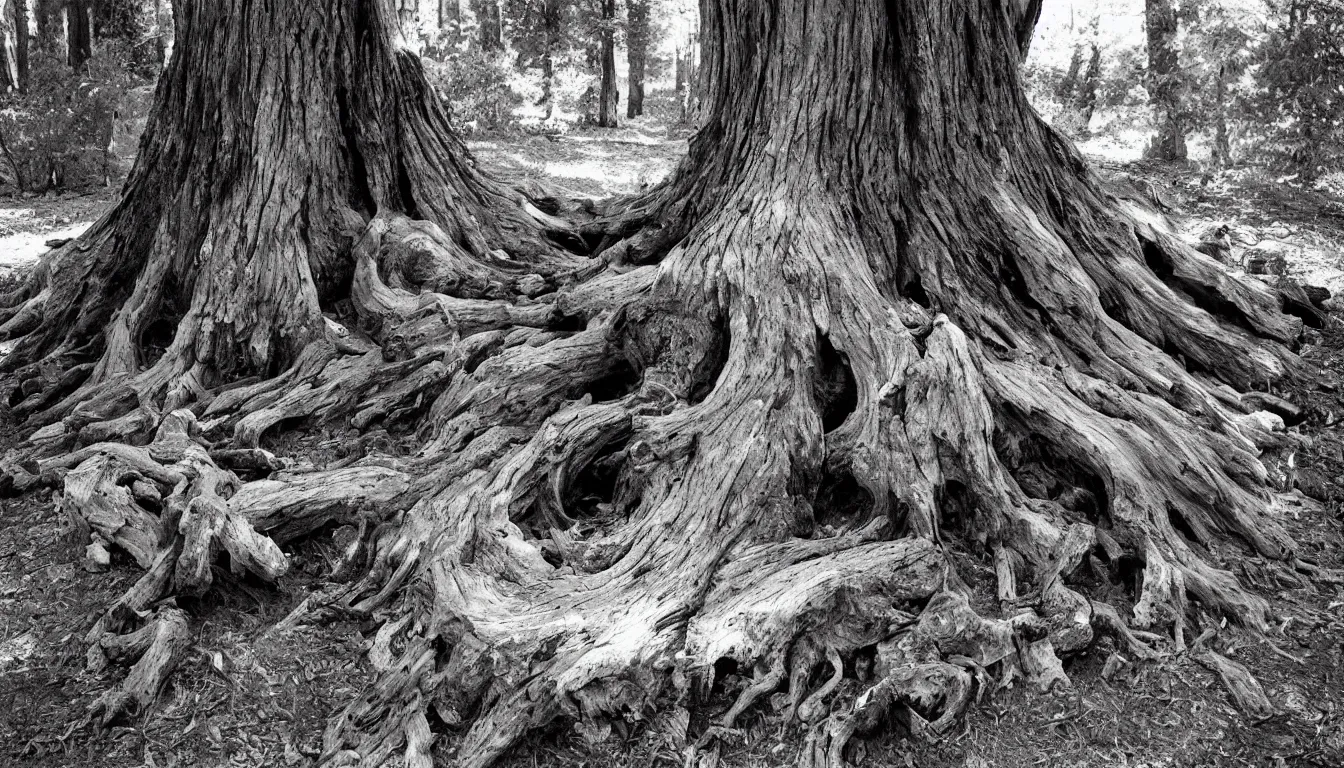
<box><xmin>67</xmin><ymin>0</ymin><xmax>92</xmax><ymax>70</ymax></box>
<box><xmin>679</xmin><ymin>32</ymin><xmax>698</xmax><ymax>121</ymax></box>
<box><xmin>538</xmin><ymin>0</ymin><xmax>559</xmax><ymax>120</ymax></box>
<box><xmin>1056</xmin><ymin>42</ymin><xmax>1084</xmax><ymax>103</ymax></box>
<box><xmin>12</xmin><ymin>0</ymin><xmax>25</xmax><ymax>91</ymax></box>
<box><xmin>473</xmin><ymin>0</ymin><xmax>501</xmax><ymax>52</ymax></box>
<box><xmin>626</xmin><ymin>0</ymin><xmax>648</xmax><ymax>119</ymax></box>
<box><xmin>1145</xmin><ymin>0</ymin><xmax>1187</xmax><ymax>161</ymax></box>
<box><xmin>1212</xmin><ymin>63</ymin><xmax>1232</xmax><ymax>168</ymax></box>
<box><xmin>674</xmin><ymin>43</ymin><xmax>684</xmax><ymax>92</ymax></box>
<box><xmin>1057</xmin><ymin>41</ymin><xmax>1100</xmax><ymax>138</ymax></box>
<box><xmin>1</xmin><ymin>0</ymin><xmax>1314</xmax><ymax>766</ymax></box>
<box><xmin>0</xmin><ymin>0</ymin><xmax>16</xmax><ymax>91</ymax></box>
<box><xmin>596</xmin><ymin>0</ymin><xmax>617</xmax><ymax>127</ymax></box>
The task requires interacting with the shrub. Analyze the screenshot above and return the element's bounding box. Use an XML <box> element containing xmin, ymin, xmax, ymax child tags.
<box><xmin>0</xmin><ymin>41</ymin><xmax>153</xmax><ymax>193</ymax></box>
<box><xmin>423</xmin><ymin>49</ymin><xmax>523</xmax><ymax>134</ymax></box>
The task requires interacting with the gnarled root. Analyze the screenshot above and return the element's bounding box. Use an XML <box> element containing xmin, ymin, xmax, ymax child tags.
<box><xmin>87</xmin><ymin>605</ymin><xmax>192</xmax><ymax>726</ymax></box>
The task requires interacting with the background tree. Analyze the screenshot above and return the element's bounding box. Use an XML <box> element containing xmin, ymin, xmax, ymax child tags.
<box><xmin>13</xmin><ymin>0</ymin><xmax>25</xmax><ymax>91</ymax></box>
<box><xmin>506</xmin><ymin>0</ymin><xmax>569</xmax><ymax>119</ymax></box>
<box><xmin>626</xmin><ymin>0</ymin><xmax>649</xmax><ymax>118</ymax></box>
<box><xmin>596</xmin><ymin>0</ymin><xmax>617</xmax><ymax>126</ymax></box>
<box><xmin>1145</xmin><ymin>0</ymin><xmax>1188</xmax><ymax>159</ymax></box>
<box><xmin>0</xmin><ymin>0</ymin><xmax>18</xmax><ymax>90</ymax></box>
<box><xmin>1053</xmin><ymin>16</ymin><xmax>1103</xmax><ymax>137</ymax></box>
<box><xmin>0</xmin><ymin>2</ymin><xmax>1318</xmax><ymax>768</ymax></box>
<box><xmin>473</xmin><ymin>0</ymin><xmax>503</xmax><ymax>51</ymax></box>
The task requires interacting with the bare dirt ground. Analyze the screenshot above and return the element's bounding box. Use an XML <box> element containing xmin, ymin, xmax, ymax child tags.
<box><xmin>2</xmin><ymin>135</ymin><xmax>1344</xmax><ymax>768</ymax></box>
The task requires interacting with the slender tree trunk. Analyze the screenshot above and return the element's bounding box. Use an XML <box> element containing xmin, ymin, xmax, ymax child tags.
<box><xmin>674</xmin><ymin>43</ymin><xmax>684</xmax><ymax>92</ymax></box>
<box><xmin>626</xmin><ymin>0</ymin><xmax>648</xmax><ymax>119</ymax></box>
<box><xmin>539</xmin><ymin>0</ymin><xmax>558</xmax><ymax>119</ymax></box>
<box><xmin>1145</xmin><ymin>0</ymin><xmax>1187</xmax><ymax>161</ymax></box>
<box><xmin>1076</xmin><ymin>42</ymin><xmax>1100</xmax><ymax>131</ymax></box>
<box><xmin>1212</xmin><ymin>63</ymin><xmax>1232</xmax><ymax>168</ymax></box>
<box><xmin>0</xmin><ymin>1</ymin><xmax>1313</xmax><ymax>767</ymax></box>
<box><xmin>151</xmin><ymin>0</ymin><xmax>169</xmax><ymax>64</ymax></box>
<box><xmin>1058</xmin><ymin>40</ymin><xmax>1100</xmax><ymax>137</ymax></box>
<box><xmin>680</xmin><ymin>31</ymin><xmax>698</xmax><ymax>121</ymax></box>
<box><xmin>13</xmin><ymin>0</ymin><xmax>25</xmax><ymax>91</ymax></box>
<box><xmin>596</xmin><ymin>0</ymin><xmax>617</xmax><ymax>127</ymax></box>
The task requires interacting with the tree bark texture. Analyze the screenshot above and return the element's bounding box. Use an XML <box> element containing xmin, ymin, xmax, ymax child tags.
<box><xmin>626</xmin><ymin>0</ymin><xmax>648</xmax><ymax>119</ymax></box>
<box><xmin>0</xmin><ymin>0</ymin><xmax>1320</xmax><ymax>766</ymax></box>
<box><xmin>1145</xmin><ymin>0</ymin><xmax>1187</xmax><ymax>161</ymax></box>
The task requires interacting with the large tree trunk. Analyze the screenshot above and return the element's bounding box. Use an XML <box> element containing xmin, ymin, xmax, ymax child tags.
<box><xmin>0</xmin><ymin>0</ymin><xmax>1320</xmax><ymax>766</ymax></box>
<box><xmin>1145</xmin><ymin>0</ymin><xmax>1187</xmax><ymax>161</ymax></box>
<box><xmin>596</xmin><ymin>0</ymin><xmax>617</xmax><ymax>127</ymax></box>
<box><xmin>626</xmin><ymin>0</ymin><xmax>648</xmax><ymax>119</ymax></box>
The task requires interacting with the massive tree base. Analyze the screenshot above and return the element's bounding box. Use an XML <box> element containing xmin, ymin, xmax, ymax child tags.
<box><xmin>0</xmin><ymin>0</ymin><xmax>1333</xmax><ymax>767</ymax></box>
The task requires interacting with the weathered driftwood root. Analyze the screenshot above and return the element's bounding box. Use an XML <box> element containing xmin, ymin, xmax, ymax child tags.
<box><xmin>87</xmin><ymin>605</ymin><xmax>192</xmax><ymax>726</ymax></box>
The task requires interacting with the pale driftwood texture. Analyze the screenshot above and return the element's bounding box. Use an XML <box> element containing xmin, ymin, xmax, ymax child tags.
<box><xmin>0</xmin><ymin>0</ymin><xmax>1320</xmax><ymax>765</ymax></box>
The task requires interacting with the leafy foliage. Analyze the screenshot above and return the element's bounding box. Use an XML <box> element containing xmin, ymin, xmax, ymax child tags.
<box><xmin>0</xmin><ymin>44</ymin><xmax>147</xmax><ymax>192</ymax></box>
<box><xmin>1248</xmin><ymin>0</ymin><xmax>1344</xmax><ymax>176</ymax></box>
<box><xmin>423</xmin><ymin>48</ymin><xmax>524</xmax><ymax>133</ymax></box>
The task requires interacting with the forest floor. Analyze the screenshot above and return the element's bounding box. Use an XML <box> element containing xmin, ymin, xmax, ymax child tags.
<box><xmin>2</xmin><ymin>128</ymin><xmax>1344</xmax><ymax>768</ymax></box>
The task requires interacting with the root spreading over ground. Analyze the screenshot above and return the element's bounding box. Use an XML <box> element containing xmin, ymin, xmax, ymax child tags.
<box><xmin>0</xmin><ymin>1</ymin><xmax>1335</xmax><ymax>767</ymax></box>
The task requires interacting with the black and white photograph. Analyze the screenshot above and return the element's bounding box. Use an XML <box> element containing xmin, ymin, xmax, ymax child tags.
<box><xmin>1</xmin><ymin>1</ymin><xmax>1342</xmax><ymax>766</ymax></box>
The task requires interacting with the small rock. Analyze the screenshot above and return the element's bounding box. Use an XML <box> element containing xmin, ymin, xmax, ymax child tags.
<box><xmin>85</xmin><ymin>539</ymin><xmax>112</xmax><ymax>572</ymax></box>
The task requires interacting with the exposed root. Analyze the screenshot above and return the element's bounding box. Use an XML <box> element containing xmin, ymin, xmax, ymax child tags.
<box><xmin>1196</xmin><ymin>649</ymin><xmax>1276</xmax><ymax>721</ymax></box>
<box><xmin>87</xmin><ymin>605</ymin><xmax>192</xmax><ymax>726</ymax></box>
